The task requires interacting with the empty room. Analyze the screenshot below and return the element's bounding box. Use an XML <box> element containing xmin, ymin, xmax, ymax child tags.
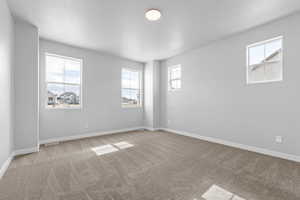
<box><xmin>1</xmin><ymin>0</ymin><xmax>300</xmax><ymax>199</ymax></box>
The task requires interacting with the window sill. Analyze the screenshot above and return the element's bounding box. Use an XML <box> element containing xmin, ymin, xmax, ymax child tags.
<box><xmin>247</xmin><ymin>78</ymin><xmax>283</xmax><ymax>85</ymax></box>
<box><xmin>45</xmin><ymin>106</ymin><xmax>82</xmax><ymax>110</ymax></box>
<box><xmin>122</xmin><ymin>105</ymin><xmax>143</xmax><ymax>109</ymax></box>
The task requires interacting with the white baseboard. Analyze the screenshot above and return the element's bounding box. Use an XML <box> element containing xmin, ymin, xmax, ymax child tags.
<box><xmin>161</xmin><ymin>128</ymin><xmax>300</xmax><ymax>163</ymax></box>
<box><xmin>0</xmin><ymin>153</ymin><xmax>14</xmax><ymax>179</ymax></box>
<box><xmin>13</xmin><ymin>147</ymin><xmax>39</xmax><ymax>156</ymax></box>
<box><xmin>40</xmin><ymin>127</ymin><xmax>145</xmax><ymax>145</ymax></box>
<box><xmin>143</xmin><ymin>127</ymin><xmax>161</xmax><ymax>131</ymax></box>
<box><xmin>0</xmin><ymin>147</ymin><xmax>39</xmax><ymax>179</ymax></box>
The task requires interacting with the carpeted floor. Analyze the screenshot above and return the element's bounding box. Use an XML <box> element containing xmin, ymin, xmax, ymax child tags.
<box><xmin>0</xmin><ymin>130</ymin><xmax>299</xmax><ymax>200</ymax></box>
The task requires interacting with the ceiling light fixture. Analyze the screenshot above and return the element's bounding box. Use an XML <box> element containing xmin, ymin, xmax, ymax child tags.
<box><xmin>145</xmin><ymin>9</ymin><xmax>162</xmax><ymax>21</ymax></box>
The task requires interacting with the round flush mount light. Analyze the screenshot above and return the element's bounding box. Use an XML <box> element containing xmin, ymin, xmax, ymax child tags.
<box><xmin>145</xmin><ymin>9</ymin><xmax>162</xmax><ymax>21</ymax></box>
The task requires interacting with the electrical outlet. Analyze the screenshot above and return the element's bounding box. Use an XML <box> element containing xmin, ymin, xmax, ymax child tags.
<box><xmin>275</xmin><ymin>136</ymin><xmax>283</xmax><ymax>144</ymax></box>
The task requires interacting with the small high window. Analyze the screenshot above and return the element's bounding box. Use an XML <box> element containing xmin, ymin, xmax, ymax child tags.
<box><xmin>168</xmin><ymin>65</ymin><xmax>181</xmax><ymax>91</ymax></box>
<box><xmin>247</xmin><ymin>36</ymin><xmax>283</xmax><ymax>84</ymax></box>
<box><xmin>46</xmin><ymin>53</ymin><xmax>82</xmax><ymax>109</ymax></box>
<box><xmin>121</xmin><ymin>68</ymin><xmax>142</xmax><ymax>107</ymax></box>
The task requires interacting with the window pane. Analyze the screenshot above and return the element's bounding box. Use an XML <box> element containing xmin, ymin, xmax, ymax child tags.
<box><xmin>170</xmin><ymin>80</ymin><xmax>175</xmax><ymax>89</ymax></box>
<box><xmin>64</xmin><ymin>84</ymin><xmax>80</xmax><ymax>96</ymax></box>
<box><xmin>177</xmin><ymin>80</ymin><xmax>181</xmax><ymax>89</ymax></box>
<box><xmin>65</xmin><ymin>59</ymin><xmax>81</xmax><ymax>84</ymax></box>
<box><xmin>122</xmin><ymin>69</ymin><xmax>131</xmax><ymax>89</ymax></box>
<box><xmin>249</xmin><ymin>44</ymin><xmax>265</xmax><ymax>66</ymax></box>
<box><xmin>265</xmin><ymin>61</ymin><xmax>282</xmax><ymax>81</ymax></box>
<box><xmin>46</xmin><ymin>55</ymin><xmax>64</xmax><ymax>82</ymax></box>
<box><xmin>130</xmin><ymin>89</ymin><xmax>140</xmax><ymax>103</ymax></box>
<box><xmin>171</xmin><ymin>80</ymin><xmax>181</xmax><ymax>89</ymax></box>
<box><xmin>47</xmin><ymin>83</ymin><xmax>64</xmax><ymax>107</ymax></box>
<box><xmin>47</xmin><ymin>83</ymin><xmax>80</xmax><ymax>108</ymax></box>
<box><xmin>122</xmin><ymin>88</ymin><xmax>131</xmax><ymax>100</ymax></box>
<box><xmin>131</xmin><ymin>71</ymin><xmax>140</xmax><ymax>89</ymax></box>
<box><xmin>122</xmin><ymin>78</ymin><xmax>131</xmax><ymax>89</ymax></box>
<box><xmin>131</xmin><ymin>70</ymin><xmax>139</xmax><ymax>80</ymax></box>
<box><xmin>122</xmin><ymin>69</ymin><xmax>139</xmax><ymax>89</ymax></box>
<box><xmin>171</xmin><ymin>67</ymin><xmax>181</xmax><ymax>79</ymax></box>
<box><xmin>59</xmin><ymin>85</ymin><xmax>80</xmax><ymax>106</ymax></box>
<box><xmin>122</xmin><ymin>70</ymin><xmax>131</xmax><ymax>80</ymax></box>
<box><xmin>248</xmin><ymin>64</ymin><xmax>265</xmax><ymax>83</ymax></box>
<box><xmin>265</xmin><ymin>39</ymin><xmax>282</xmax><ymax>60</ymax></box>
<box><xmin>47</xmin><ymin>83</ymin><xmax>65</xmax><ymax>97</ymax></box>
<box><xmin>122</xmin><ymin>89</ymin><xmax>140</xmax><ymax>106</ymax></box>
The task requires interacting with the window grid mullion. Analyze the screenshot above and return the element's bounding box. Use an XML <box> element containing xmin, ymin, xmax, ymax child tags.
<box><xmin>46</xmin><ymin>81</ymin><xmax>80</xmax><ymax>86</ymax></box>
<box><xmin>63</xmin><ymin>59</ymin><xmax>66</xmax><ymax>94</ymax></box>
<box><xmin>264</xmin><ymin>43</ymin><xmax>266</xmax><ymax>80</ymax></box>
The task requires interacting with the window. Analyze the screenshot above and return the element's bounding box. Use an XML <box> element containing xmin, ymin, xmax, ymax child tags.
<box><xmin>168</xmin><ymin>65</ymin><xmax>181</xmax><ymax>91</ymax></box>
<box><xmin>247</xmin><ymin>36</ymin><xmax>283</xmax><ymax>84</ymax></box>
<box><xmin>46</xmin><ymin>53</ymin><xmax>82</xmax><ymax>109</ymax></box>
<box><xmin>121</xmin><ymin>68</ymin><xmax>142</xmax><ymax>107</ymax></box>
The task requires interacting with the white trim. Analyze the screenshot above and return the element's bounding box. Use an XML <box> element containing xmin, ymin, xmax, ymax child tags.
<box><xmin>13</xmin><ymin>147</ymin><xmax>39</xmax><ymax>156</ymax></box>
<box><xmin>122</xmin><ymin>104</ymin><xmax>143</xmax><ymax>109</ymax></box>
<box><xmin>40</xmin><ymin>127</ymin><xmax>145</xmax><ymax>145</ymax></box>
<box><xmin>161</xmin><ymin>128</ymin><xmax>300</xmax><ymax>163</ymax></box>
<box><xmin>0</xmin><ymin>153</ymin><xmax>14</xmax><ymax>179</ymax></box>
<box><xmin>45</xmin><ymin>52</ymin><xmax>83</xmax><ymax>62</ymax></box>
<box><xmin>246</xmin><ymin>78</ymin><xmax>283</xmax><ymax>85</ymax></box>
<box><xmin>247</xmin><ymin>36</ymin><xmax>283</xmax><ymax>48</ymax></box>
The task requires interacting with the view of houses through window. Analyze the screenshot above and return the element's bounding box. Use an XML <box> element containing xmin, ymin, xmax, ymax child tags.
<box><xmin>168</xmin><ymin>65</ymin><xmax>181</xmax><ymax>91</ymax></box>
<box><xmin>121</xmin><ymin>68</ymin><xmax>142</xmax><ymax>107</ymax></box>
<box><xmin>46</xmin><ymin>54</ymin><xmax>82</xmax><ymax>108</ymax></box>
<box><xmin>247</xmin><ymin>36</ymin><xmax>283</xmax><ymax>84</ymax></box>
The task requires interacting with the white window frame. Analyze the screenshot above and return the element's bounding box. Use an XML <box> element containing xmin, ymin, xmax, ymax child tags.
<box><xmin>45</xmin><ymin>53</ymin><xmax>83</xmax><ymax>110</ymax></box>
<box><xmin>246</xmin><ymin>36</ymin><xmax>283</xmax><ymax>85</ymax></box>
<box><xmin>168</xmin><ymin>65</ymin><xmax>182</xmax><ymax>91</ymax></box>
<box><xmin>121</xmin><ymin>68</ymin><xmax>143</xmax><ymax>108</ymax></box>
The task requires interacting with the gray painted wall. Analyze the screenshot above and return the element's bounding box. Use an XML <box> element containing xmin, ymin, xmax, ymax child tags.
<box><xmin>144</xmin><ymin>61</ymin><xmax>160</xmax><ymax>129</ymax></box>
<box><xmin>0</xmin><ymin>0</ymin><xmax>14</xmax><ymax>168</ymax></box>
<box><xmin>144</xmin><ymin>61</ymin><xmax>154</xmax><ymax>128</ymax></box>
<box><xmin>160</xmin><ymin>13</ymin><xmax>300</xmax><ymax>156</ymax></box>
<box><xmin>153</xmin><ymin>61</ymin><xmax>160</xmax><ymax>129</ymax></box>
<box><xmin>39</xmin><ymin>39</ymin><xmax>144</xmax><ymax>141</ymax></box>
<box><xmin>14</xmin><ymin>19</ymin><xmax>39</xmax><ymax>151</ymax></box>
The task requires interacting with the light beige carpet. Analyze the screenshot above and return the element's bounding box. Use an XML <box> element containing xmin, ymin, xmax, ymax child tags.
<box><xmin>0</xmin><ymin>130</ymin><xmax>299</xmax><ymax>200</ymax></box>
